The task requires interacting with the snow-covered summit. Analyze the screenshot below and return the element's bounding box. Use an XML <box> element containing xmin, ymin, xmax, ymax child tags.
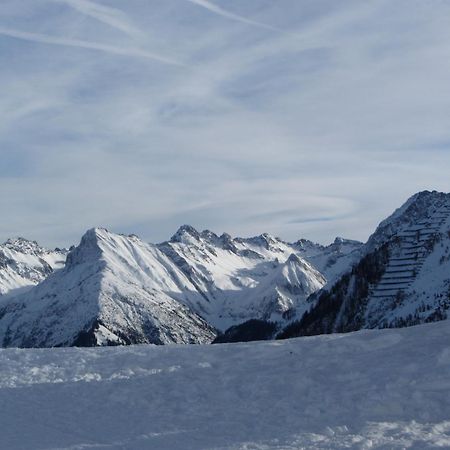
<box><xmin>292</xmin><ymin>235</ymin><xmax>363</xmax><ymax>286</ymax></box>
<box><xmin>0</xmin><ymin>236</ymin><xmax>67</xmax><ymax>297</ymax></box>
<box><xmin>170</xmin><ymin>224</ymin><xmax>201</xmax><ymax>244</ymax></box>
<box><xmin>367</xmin><ymin>190</ymin><xmax>450</xmax><ymax>251</ymax></box>
<box><xmin>234</xmin><ymin>253</ymin><xmax>326</xmax><ymax>323</ymax></box>
<box><xmin>65</xmin><ymin>227</ymin><xmax>105</xmax><ymax>267</ymax></box>
<box><xmin>236</xmin><ymin>232</ymin><xmax>286</xmax><ymax>252</ymax></box>
<box><xmin>4</xmin><ymin>237</ymin><xmax>45</xmax><ymax>254</ymax></box>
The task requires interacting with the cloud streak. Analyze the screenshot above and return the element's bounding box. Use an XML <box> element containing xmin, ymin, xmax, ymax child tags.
<box><xmin>0</xmin><ymin>26</ymin><xmax>183</xmax><ymax>65</ymax></box>
<box><xmin>1</xmin><ymin>1</ymin><xmax>450</xmax><ymax>247</ymax></box>
<box><xmin>54</xmin><ymin>0</ymin><xmax>143</xmax><ymax>39</ymax></box>
<box><xmin>186</xmin><ymin>0</ymin><xmax>281</xmax><ymax>32</ymax></box>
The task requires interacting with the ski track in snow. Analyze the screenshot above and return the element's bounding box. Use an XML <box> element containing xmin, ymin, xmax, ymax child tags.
<box><xmin>1</xmin><ymin>321</ymin><xmax>450</xmax><ymax>449</ymax></box>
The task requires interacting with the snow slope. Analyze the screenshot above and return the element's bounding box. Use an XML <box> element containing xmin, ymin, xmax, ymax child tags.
<box><xmin>225</xmin><ymin>253</ymin><xmax>325</xmax><ymax>324</ymax></box>
<box><xmin>1</xmin><ymin>320</ymin><xmax>450</xmax><ymax>449</ymax></box>
<box><xmin>294</xmin><ymin>236</ymin><xmax>363</xmax><ymax>286</ymax></box>
<box><xmin>159</xmin><ymin>226</ymin><xmax>358</xmax><ymax>329</ymax></box>
<box><xmin>0</xmin><ymin>237</ymin><xmax>66</xmax><ymax>296</ymax></box>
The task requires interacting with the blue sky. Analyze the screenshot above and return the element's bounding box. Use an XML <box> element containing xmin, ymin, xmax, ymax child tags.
<box><xmin>1</xmin><ymin>0</ymin><xmax>450</xmax><ymax>247</ymax></box>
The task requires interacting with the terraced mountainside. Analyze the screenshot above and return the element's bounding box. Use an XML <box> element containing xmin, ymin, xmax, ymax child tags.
<box><xmin>279</xmin><ymin>191</ymin><xmax>450</xmax><ymax>338</ymax></box>
<box><xmin>369</xmin><ymin>203</ymin><xmax>450</xmax><ymax>301</ymax></box>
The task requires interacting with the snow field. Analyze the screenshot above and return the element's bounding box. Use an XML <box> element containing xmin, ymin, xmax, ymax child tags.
<box><xmin>1</xmin><ymin>320</ymin><xmax>450</xmax><ymax>449</ymax></box>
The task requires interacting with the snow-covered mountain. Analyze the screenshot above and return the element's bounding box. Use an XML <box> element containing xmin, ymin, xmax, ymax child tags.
<box><xmin>11</xmin><ymin>190</ymin><xmax>450</xmax><ymax>348</ymax></box>
<box><xmin>0</xmin><ymin>224</ymin><xmax>361</xmax><ymax>347</ymax></box>
<box><xmin>0</xmin><ymin>228</ymin><xmax>216</xmax><ymax>347</ymax></box>
<box><xmin>3</xmin><ymin>190</ymin><xmax>450</xmax><ymax>348</ymax></box>
<box><xmin>158</xmin><ymin>226</ymin><xmax>334</xmax><ymax>329</ymax></box>
<box><xmin>293</xmin><ymin>236</ymin><xmax>363</xmax><ymax>285</ymax></box>
<box><xmin>280</xmin><ymin>190</ymin><xmax>450</xmax><ymax>338</ymax></box>
<box><xmin>0</xmin><ymin>238</ymin><xmax>66</xmax><ymax>297</ymax></box>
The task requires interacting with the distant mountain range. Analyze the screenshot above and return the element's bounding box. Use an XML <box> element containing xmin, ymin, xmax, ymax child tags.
<box><xmin>0</xmin><ymin>190</ymin><xmax>449</xmax><ymax>347</ymax></box>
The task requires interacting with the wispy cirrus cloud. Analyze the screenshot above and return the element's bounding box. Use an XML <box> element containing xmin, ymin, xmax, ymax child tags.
<box><xmin>185</xmin><ymin>0</ymin><xmax>281</xmax><ymax>32</ymax></box>
<box><xmin>53</xmin><ymin>0</ymin><xmax>143</xmax><ymax>39</ymax></box>
<box><xmin>0</xmin><ymin>26</ymin><xmax>183</xmax><ymax>65</ymax></box>
<box><xmin>1</xmin><ymin>0</ymin><xmax>450</xmax><ymax>247</ymax></box>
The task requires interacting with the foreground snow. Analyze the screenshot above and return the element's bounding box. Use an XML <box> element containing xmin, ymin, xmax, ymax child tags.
<box><xmin>1</xmin><ymin>321</ymin><xmax>450</xmax><ymax>449</ymax></box>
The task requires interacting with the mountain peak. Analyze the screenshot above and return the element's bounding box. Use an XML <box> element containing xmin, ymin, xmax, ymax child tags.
<box><xmin>3</xmin><ymin>237</ymin><xmax>44</xmax><ymax>255</ymax></box>
<box><xmin>367</xmin><ymin>190</ymin><xmax>450</xmax><ymax>251</ymax></box>
<box><xmin>0</xmin><ymin>237</ymin><xmax>67</xmax><ymax>296</ymax></box>
<box><xmin>332</xmin><ymin>237</ymin><xmax>362</xmax><ymax>246</ymax></box>
<box><xmin>200</xmin><ymin>229</ymin><xmax>219</xmax><ymax>241</ymax></box>
<box><xmin>80</xmin><ymin>227</ymin><xmax>114</xmax><ymax>247</ymax></box>
<box><xmin>400</xmin><ymin>190</ymin><xmax>450</xmax><ymax>213</ymax></box>
<box><xmin>170</xmin><ymin>225</ymin><xmax>200</xmax><ymax>243</ymax></box>
<box><xmin>260</xmin><ymin>232</ymin><xmax>277</xmax><ymax>242</ymax></box>
<box><xmin>65</xmin><ymin>228</ymin><xmax>107</xmax><ymax>268</ymax></box>
<box><xmin>402</xmin><ymin>190</ymin><xmax>450</xmax><ymax>210</ymax></box>
<box><xmin>240</xmin><ymin>233</ymin><xmax>281</xmax><ymax>250</ymax></box>
<box><xmin>294</xmin><ymin>238</ymin><xmax>324</xmax><ymax>253</ymax></box>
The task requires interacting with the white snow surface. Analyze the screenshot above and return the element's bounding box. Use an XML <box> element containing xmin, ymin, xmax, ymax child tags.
<box><xmin>1</xmin><ymin>320</ymin><xmax>450</xmax><ymax>449</ymax></box>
